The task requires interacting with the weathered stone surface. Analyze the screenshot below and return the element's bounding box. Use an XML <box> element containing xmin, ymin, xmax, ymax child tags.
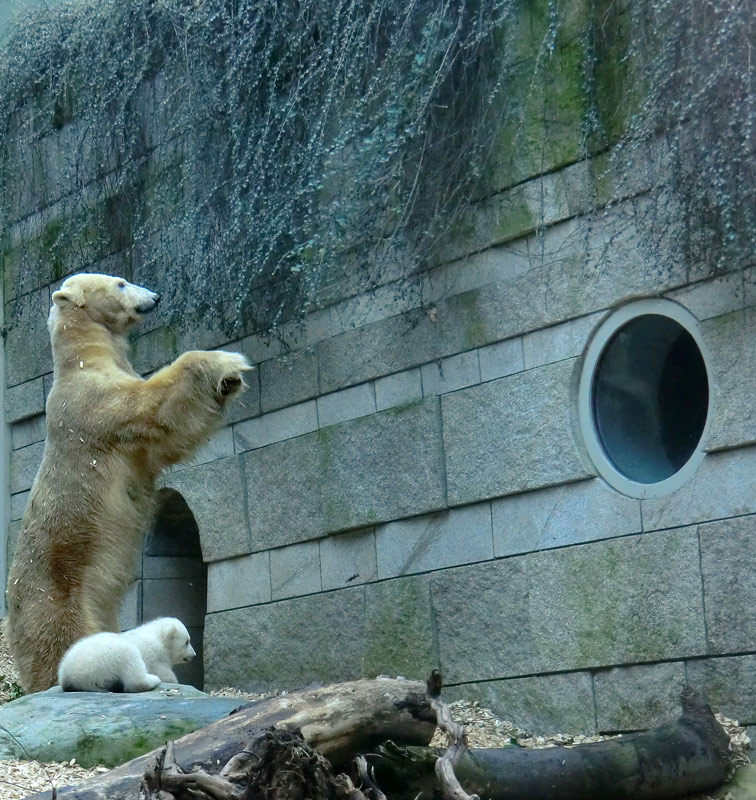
<box><xmin>432</xmin><ymin>528</ymin><xmax>706</xmax><ymax>683</ymax></box>
<box><xmin>522</xmin><ymin>311</ymin><xmax>603</xmax><ymax>369</ymax></box>
<box><xmin>687</xmin><ymin>656</ymin><xmax>756</xmax><ymax>724</ymax></box>
<box><xmin>10</xmin><ymin>490</ymin><xmax>29</xmax><ymax>521</ymax></box>
<box><xmin>166</xmin><ymin>456</ymin><xmax>250</xmax><ymax>562</ymax></box>
<box><xmin>317</xmin><ymin>382</ymin><xmax>376</xmax><ymax>428</ymax></box>
<box><xmin>174</xmin><ymin>427</ymin><xmax>234</xmax><ymax>471</ymax></box>
<box><xmin>11</xmin><ymin>414</ymin><xmax>46</xmax><ymax>450</ymax></box>
<box><xmin>443</xmin><ymin>359</ymin><xmax>592</xmax><ymax>505</ymax></box>
<box><xmin>259</xmin><ymin>348</ymin><xmax>319</xmax><ymax>413</ymax></box>
<box><xmin>375</xmin><ymin>504</ymin><xmax>493</xmax><ymax>579</ymax></box>
<box><xmin>0</xmin><ymin>685</ymin><xmax>240</xmax><ymax>767</ymax></box>
<box><xmin>421</xmin><ymin>350</ymin><xmax>481</xmax><ymax>396</ymax></box>
<box><xmin>9</xmin><ymin>440</ymin><xmax>44</xmax><ymax>494</ymax></box>
<box><xmin>270</xmin><ymin>540</ymin><xmax>322</xmax><ymax>600</ymax></box>
<box><xmin>142</xmin><ymin>577</ymin><xmax>205</xmax><ymax>627</ymax></box>
<box><xmin>207</xmin><ymin>552</ymin><xmax>271</xmax><ymax>612</ymax></box>
<box><xmin>642</xmin><ymin>447</ymin><xmax>756</xmax><ymax>532</ymax></box>
<box><xmin>234</xmin><ymin>400</ymin><xmax>318</xmax><ymax>452</ymax></box>
<box><xmin>448</xmin><ymin>671</ymin><xmax>597</xmax><ymax>735</ymax></box>
<box><xmin>7</xmin><ymin>520</ymin><xmax>21</xmax><ymax>565</ymax></box>
<box><xmin>318</xmin><ymin>208</ymin><xmax>687</xmax><ymax>393</ymax></box>
<box><xmin>492</xmin><ymin>477</ymin><xmax>641</xmax><ymax>557</ymax></box>
<box><xmin>5</xmin><ymin>378</ymin><xmax>45</xmax><ymax>423</ymax></box>
<box><xmin>374</xmin><ymin>368</ymin><xmax>423</xmax><ymax>411</ymax></box>
<box><xmin>700</xmin><ymin>309</ymin><xmax>756</xmax><ymax>451</ymax></box>
<box><xmin>699</xmin><ymin>516</ymin><xmax>756</xmax><ymax>654</ymax></box>
<box><xmin>131</xmin><ymin>325</ymin><xmax>178</xmax><ymax>375</ymax></box>
<box><xmin>204</xmin><ymin>588</ymin><xmax>366</xmax><ymax>692</ymax></box>
<box><xmin>142</xmin><ymin>555</ymin><xmax>206</xmax><ymax>580</ymax></box>
<box><xmin>363</xmin><ymin>575</ymin><xmax>435</xmax><ymax>680</ymax></box>
<box><xmin>478</xmin><ymin>337</ymin><xmax>523</xmax><ymax>382</ymax></box>
<box><xmin>224</xmin><ymin>362</ymin><xmax>261</xmax><ymax>424</ymax></box>
<box><xmin>242</xmin><ymin>398</ymin><xmax>446</xmax><ymax>550</ymax></box>
<box><xmin>669</xmin><ymin>272</ymin><xmax>744</xmax><ymax>321</ymax></box>
<box><xmin>6</xmin><ymin>289</ymin><xmax>52</xmax><ymax>386</ymax></box>
<box><xmin>593</xmin><ymin>662</ymin><xmax>686</xmax><ymax>731</ymax></box>
<box><xmin>320</xmin><ymin>528</ymin><xmax>377</xmax><ymax>590</ymax></box>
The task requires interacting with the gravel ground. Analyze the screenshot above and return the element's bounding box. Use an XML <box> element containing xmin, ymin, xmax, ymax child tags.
<box><xmin>0</xmin><ymin>641</ymin><xmax>749</xmax><ymax>799</ymax></box>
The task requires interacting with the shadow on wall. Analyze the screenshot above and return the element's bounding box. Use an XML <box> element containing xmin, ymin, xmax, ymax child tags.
<box><xmin>123</xmin><ymin>488</ymin><xmax>208</xmax><ymax>690</ymax></box>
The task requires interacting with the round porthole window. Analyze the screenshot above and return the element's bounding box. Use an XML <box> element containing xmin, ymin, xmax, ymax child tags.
<box><xmin>578</xmin><ymin>299</ymin><xmax>711</xmax><ymax>498</ymax></box>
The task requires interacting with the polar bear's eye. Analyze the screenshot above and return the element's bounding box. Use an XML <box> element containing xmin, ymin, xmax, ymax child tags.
<box><xmin>117</xmin><ymin>281</ymin><xmax>126</xmax><ymax>289</ymax></box>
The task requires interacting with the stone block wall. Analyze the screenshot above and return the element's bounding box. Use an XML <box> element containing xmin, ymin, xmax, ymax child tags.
<box><xmin>3</xmin><ymin>0</ymin><xmax>756</xmax><ymax>736</ymax></box>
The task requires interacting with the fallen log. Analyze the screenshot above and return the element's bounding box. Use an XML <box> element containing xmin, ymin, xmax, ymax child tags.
<box><xmin>367</xmin><ymin>687</ymin><xmax>732</xmax><ymax>800</ymax></box>
<box><xmin>27</xmin><ymin>677</ymin><xmax>435</xmax><ymax>800</ymax></box>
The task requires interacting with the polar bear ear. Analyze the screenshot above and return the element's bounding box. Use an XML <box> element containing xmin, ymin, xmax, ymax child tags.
<box><xmin>52</xmin><ymin>288</ymin><xmax>84</xmax><ymax>308</ymax></box>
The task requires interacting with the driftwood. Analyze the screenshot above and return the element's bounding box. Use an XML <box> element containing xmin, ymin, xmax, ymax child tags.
<box><xmin>27</xmin><ymin>678</ymin><xmax>435</xmax><ymax>800</ymax></box>
<box><xmin>367</xmin><ymin>687</ymin><xmax>732</xmax><ymax>800</ymax></box>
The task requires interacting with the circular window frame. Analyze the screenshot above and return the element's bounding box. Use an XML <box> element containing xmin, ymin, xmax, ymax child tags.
<box><xmin>578</xmin><ymin>298</ymin><xmax>712</xmax><ymax>499</ymax></box>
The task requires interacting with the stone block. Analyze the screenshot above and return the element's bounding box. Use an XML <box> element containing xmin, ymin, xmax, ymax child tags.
<box><xmin>207</xmin><ymin>552</ymin><xmax>271</xmax><ymax>613</ymax></box>
<box><xmin>320</xmin><ymin>528</ymin><xmax>377</xmax><ymax>590</ymax></box>
<box><xmin>594</xmin><ymin>662</ymin><xmax>686</xmax><ymax>731</ymax></box>
<box><xmin>375</xmin><ymin>504</ymin><xmax>493</xmax><ymax>579</ymax></box>
<box><xmin>11</xmin><ymin>415</ymin><xmax>46</xmax><ymax>450</ymax></box>
<box><xmin>363</xmin><ymin>575</ymin><xmax>436</xmax><ymax>678</ymax></box>
<box><xmin>204</xmin><ymin>587</ymin><xmax>366</xmax><ymax>692</ymax></box>
<box><xmin>5</xmin><ymin>379</ymin><xmax>45</xmax><ymax>423</ymax></box>
<box><xmin>6</xmin><ymin>289</ymin><xmax>52</xmax><ymax>386</ymax></box>
<box><xmin>699</xmin><ymin>516</ymin><xmax>756</xmax><ymax>654</ymax></box>
<box><xmin>233</xmin><ymin>400</ymin><xmax>318</xmax><ymax>452</ymax></box>
<box><xmin>432</xmin><ymin>528</ymin><xmax>706</xmax><ymax>683</ymax></box>
<box><xmin>242</xmin><ymin>398</ymin><xmax>446</xmax><ymax>550</ymax></box>
<box><xmin>641</xmin><ymin>447</ymin><xmax>756</xmax><ymax>532</ymax></box>
<box><xmin>522</xmin><ymin>312</ymin><xmax>604</xmax><ymax>369</ymax></box>
<box><xmin>492</xmin><ymin>477</ymin><xmax>641</xmax><ymax>557</ymax></box>
<box><xmin>166</xmin><ymin>456</ymin><xmax>250</xmax><ymax>562</ymax></box>
<box><xmin>447</xmin><ymin>672</ymin><xmax>596</xmax><ymax>735</ymax></box>
<box><xmin>142</xmin><ymin>577</ymin><xmax>206</xmax><ymax>627</ymax></box>
<box><xmin>478</xmin><ymin>338</ymin><xmax>524</xmax><ymax>382</ymax></box>
<box><xmin>687</xmin><ymin>656</ymin><xmax>756</xmax><ymax>725</ymax></box>
<box><xmin>10</xmin><ymin>491</ymin><xmax>29</xmax><ymax>522</ymax></box>
<box><xmin>118</xmin><ymin>581</ymin><xmax>142</xmax><ymax>631</ymax></box>
<box><xmin>443</xmin><ymin>359</ymin><xmax>593</xmax><ymax>505</ymax></box>
<box><xmin>131</xmin><ymin>326</ymin><xmax>178</xmax><ymax>375</ymax></box>
<box><xmin>669</xmin><ymin>272</ymin><xmax>744</xmax><ymax>321</ymax></box>
<box><xmin>259</xmin><ymin>348</ymin><xmax>319</xmax><ymax>413</ymax></box>
<box><xmin>421</xmin><ymin>351</ymin><xmax>481</xmax><ymax>396</ymax></box>
<box><xmin>374</xmin><ymin>368</ymin><xmax>423</xmax><ymax>411</ymax></box>
<box><xmin>317</xmin><ymin>383</ymin><xmax>376</xmax><ymax>428</ymax></box>
<box><xmin>7</xmin><ymin>520</ymin><xmax>22</xmax><ymax>566</ymax></box>
<box><xmin>700</xmin><ymin>308</ymin><xmax>756</xmax><ymax>450</ymax></box>
<box><xmin>10</xmin><ymin>441</ymin><xmax>44</xmax><ymax>494</ymax></box>
<box><xmin>270</xmin><ymin>540</ymin><xmax>322</xmax><ymax>600</ymax></box>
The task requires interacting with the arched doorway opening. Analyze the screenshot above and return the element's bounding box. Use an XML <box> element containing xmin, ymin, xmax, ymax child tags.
<box><xmin>120</xmin><ymin>488</ymin><xmax>207</xmax><ymax>689</ymax></box>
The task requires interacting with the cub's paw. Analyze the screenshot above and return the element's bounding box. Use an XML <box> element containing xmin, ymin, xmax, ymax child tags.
<box><xmin>213</xmin><ymin>351</ymin><xmax>253</xmax><ymax>398</ymax></box>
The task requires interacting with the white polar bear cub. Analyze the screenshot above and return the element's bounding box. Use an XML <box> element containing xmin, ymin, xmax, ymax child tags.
<box><xmin>58</xmin><ymin>618</ymin><xmax>196</xmax><ymax>693</ymax></box>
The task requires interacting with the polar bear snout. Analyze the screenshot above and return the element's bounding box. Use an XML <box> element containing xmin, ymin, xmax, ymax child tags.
<box><xmin>132</xmin><ymin>288</ymin><xmax>161</xmax><ymax>315</ymax></box>
<box><xmin>184</xmin><ymin>643</ymin><xmax>197</xmax><ymax>662</ymax></box>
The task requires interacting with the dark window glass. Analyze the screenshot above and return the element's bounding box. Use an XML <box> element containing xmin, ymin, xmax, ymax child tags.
<box><xmin>592</xmin><ymin>314</ymin><xmax>709</xmax><ymax>484</ymax></box>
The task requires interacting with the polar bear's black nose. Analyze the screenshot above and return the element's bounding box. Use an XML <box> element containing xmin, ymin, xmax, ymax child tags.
<box><xmin>153</xmin><ymin>293</ymin><xmax>161</xmax><ymax>305</ymax></box>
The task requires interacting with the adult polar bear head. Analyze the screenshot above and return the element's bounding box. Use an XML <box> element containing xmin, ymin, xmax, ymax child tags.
<box><xmin>50</xmin><ymin>273</ymin><xmax>161</xmax><ymax>335</ymax></box>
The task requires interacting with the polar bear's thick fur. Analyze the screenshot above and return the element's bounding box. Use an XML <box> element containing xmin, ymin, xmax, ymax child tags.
<box><xmin>58</xmin><ymin>617</ymin><xmax>196</xmax><ymax>692</ymax></box>
<box><xmin>6</xmin><ymin>273</ymin><xmax>250</xmax><ymax>693</ymax></box>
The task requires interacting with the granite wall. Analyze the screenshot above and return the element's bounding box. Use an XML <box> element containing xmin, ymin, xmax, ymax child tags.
<box><xmin>3</xmin><ymin>0</ymin><xmax>756</xmax><ymax>735</ymax></box>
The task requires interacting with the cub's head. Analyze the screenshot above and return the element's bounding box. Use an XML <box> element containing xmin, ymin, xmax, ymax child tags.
<box><xmin>160</xmin><ymin>618</ymin><xmax>196</xmax><ymax>665</ymax></box>
<box><xmin>50</xmin><ymin>273</ymin><xmax>160</xmax><ymax>335</ymax></box>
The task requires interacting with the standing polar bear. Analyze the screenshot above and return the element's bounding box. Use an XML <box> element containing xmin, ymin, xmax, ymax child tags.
<box><xmin>6</xmin><ymin>273</ymin><xmax>250</xmax><ymax>693</ymax></box>
<box><xmin>58</xmin><ymin>617</ymin><xmax>195</xmax><ymax>693</ymax></box>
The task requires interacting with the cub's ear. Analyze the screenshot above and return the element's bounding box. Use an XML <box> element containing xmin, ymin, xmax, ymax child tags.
<box><xmin>52</xmin><ymin>288</ymin><xmax>84</xmax><ymax>308</ymax></box>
